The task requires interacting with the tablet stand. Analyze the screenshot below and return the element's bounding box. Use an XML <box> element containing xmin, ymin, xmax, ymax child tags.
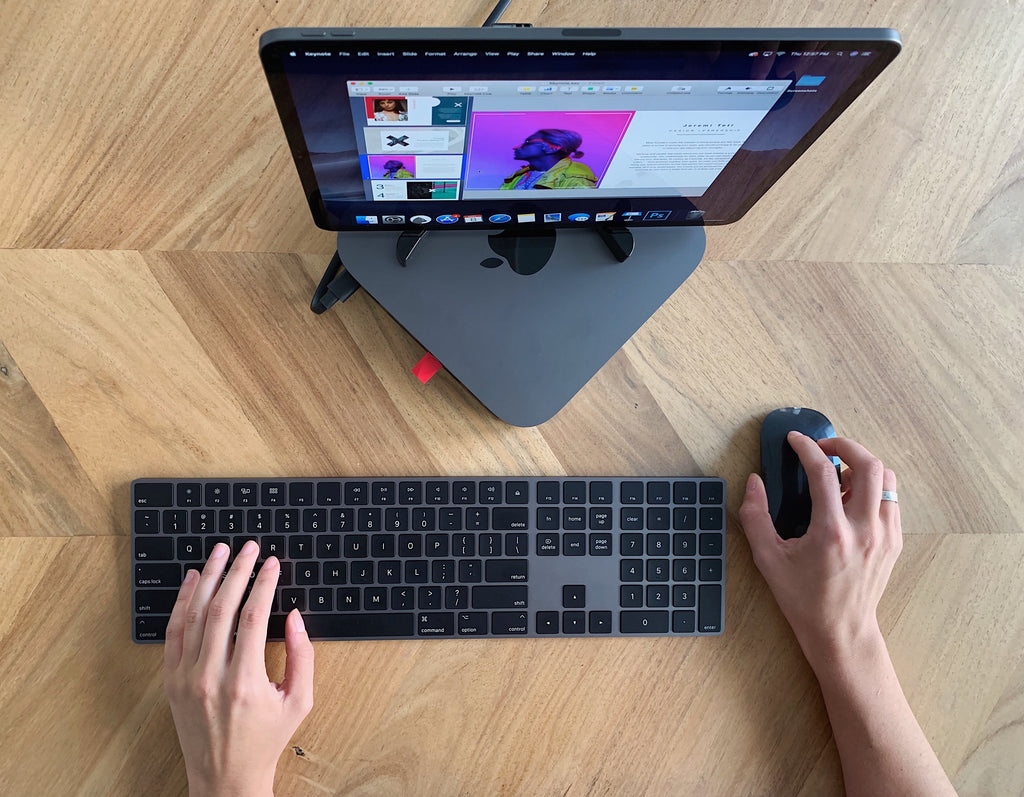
<box><xmin>311</xmin><ymin>225</ymin><xmax>706</xmax><ymax>426</ymax></box>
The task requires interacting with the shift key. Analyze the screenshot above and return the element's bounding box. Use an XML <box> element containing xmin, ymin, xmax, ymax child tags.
<box><xmin>472</xmin><ymin>585</ymin><xmax>528</xmax><ymax>608</ymax></box>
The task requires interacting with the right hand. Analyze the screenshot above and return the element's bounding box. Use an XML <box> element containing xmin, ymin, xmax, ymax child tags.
<box><xmin>738</xmin><ymin>432</ymin><xmax>903</xmax><ymax>668</ymax></box>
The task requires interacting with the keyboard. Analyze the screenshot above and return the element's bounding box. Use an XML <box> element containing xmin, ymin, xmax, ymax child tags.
<box><xmin>131</xmin><ymin>477</ymin><xmax>726</xmax><ymax>641</ymax></box>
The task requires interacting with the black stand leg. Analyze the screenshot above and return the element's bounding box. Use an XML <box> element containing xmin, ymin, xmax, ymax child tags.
<box><xmin>310</xmin><ymin>252</ymin><xmax>361</xmax><ymax>314</ymax></box>
<box><xmin>396</xmin><ymin>229</ymin><xmax>429</xmax><ymax>267</ymax></box>
<box><xmin>595</xmin><ymin>225</ymin><xmax>634</xmax><ymax>262</ymax></box>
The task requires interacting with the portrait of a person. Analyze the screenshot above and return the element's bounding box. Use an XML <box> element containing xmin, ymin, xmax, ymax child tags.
<box><xmin>373</xmin><ymin>98</ymin><xmax>408</xmax><ymax>121</ymax></box>
<box><xmin>500</xmin><ymin>129</ymin><xmax>597</xmax><ymax>189</ymax></box>
<box><xmin>382</xmin><ymin>160</ymin><xmax>413</xmax><ymax>179</ymax></box>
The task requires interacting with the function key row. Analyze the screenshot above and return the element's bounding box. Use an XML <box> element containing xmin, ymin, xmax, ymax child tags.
<box><xmin>132</xmin><ymin>479</ymin><xmax>725</xmax><ymax>509</ymax></box>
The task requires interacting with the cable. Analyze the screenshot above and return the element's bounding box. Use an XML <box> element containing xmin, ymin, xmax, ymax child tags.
<box><xmin>482</xmin><ymin>0</ymin><xmax>512</xmax><ymax>27</ymax></box>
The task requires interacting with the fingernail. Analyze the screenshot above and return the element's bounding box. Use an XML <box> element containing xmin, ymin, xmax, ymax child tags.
<box><xmin>293</xmin><ymin>610</ymin><xmax>306</xmax><ymax>633</ymax></box>
<box><xmin>211</xmin><ymin>542</ymin><xmax>229</xmax><ymax>558</ymax></box>
<box><xmin>184</xmin><ymin>568</ymin><xmax>199</xmax><ymax>584</ymax></box>
<box><xmin>242</xmin><ymin>540</ymin><xmax>259</xmax><ymax>556</ymax></box>
<box><xmin>746</xmin><ymin>473</ymin><xmax>758</xmax><ymax>493</ymax></box>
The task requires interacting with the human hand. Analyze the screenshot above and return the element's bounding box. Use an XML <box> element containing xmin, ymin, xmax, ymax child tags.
<box><xmin>738</xmin><ymin>433</ymin><xmax>902</xmax><ymax>671</ymax></box>
<box><xmin>163</xmin><ymin>542</ymin><xmax>315</xmax><ymax>797</ymax></box>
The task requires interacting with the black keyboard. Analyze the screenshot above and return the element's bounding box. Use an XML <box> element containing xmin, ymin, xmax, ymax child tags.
<box><xmin>131</xmin><ymin>477</ymin><xmax>725</xmax><ymax>641</ymax></box>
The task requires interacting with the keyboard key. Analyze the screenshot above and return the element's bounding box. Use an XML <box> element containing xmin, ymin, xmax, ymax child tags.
<box><xmin>418</xmin><ymin>612</ymin><xmax>454</xmax><ymax>636</ymax></box>
<box><xmin>536</xmin><ymin>507</ymin><xmax>559</xmax><ymax>531</ymax></box>
<box><xmin>562</xmin><ymin>481</ymin><xmax>586</xmax><ymax>504</ymax></box>
<box><xmin>620</xmin><ymin>481</ymin><xmax>643</xmax><ymax>504</ymax></box>
<box><xmin>589</xmin><ymin>533</ymin><xmax>612</xmax><ymax>555</ymax></box>
<box><xmin>589</xmin><ymin>611</ymin><xmax>612</xmax><ymax>633</ymax></box>
<box><xmin>673</xmin><ymin>584</ymin><xmax>695</xmax><ymax>607</ymax></box>
<box><xmin>399</xmin><ymin>481</ymin><xmax>422</xmax><ymax>504</ymax></box>
<box><xmin>135</xmin><ymin>563</ymin><xmax>181</xmax><ymax>587</ymax></box>
<box><xmin>563</xmin><ymin>533</ymin><xmax>586</xmax><ymax>555</ymax></box>
<box><xmin>372</xmin><ymin>481</ymin><xmax>396</xmax><ymax>505</ymax></box>
<box><xmin>536</xmin><ymin>532</ymin><xmax>559</xmax><ymax>555</ymax></box>
<box><xmin>262</xmin><ymin>482</ymin><xmax>287</xmax><ymax>506</ymax></box>
<box><xmin>289</xmin><ymin>482</ymin><xmax>314</xmax><ymax>506</ymax></box>
<box><xmin>472</xmin><ymin>585</ymin><xmax>528</xmax><ymax>609</ymax></box>
<box><xmin>673</xmin><ymin>532</ymin><xmax>696</xmax><ymax>555</ymax></box>
<box><xmin>269</xmin><ymin>612</ymin><xmax>414</xmax><ymax>638</ymax></box>
<box><xmin>673</xmin><ymin>481</ymin><xmax>697</xmax><ymax>505</ymax></box>
<box><xmin>562</xmin><ymin>611</ymin><xmax>586</xmax><ymax>633</ymax></box>
<box><xmin>620</xmin><ymin>584</ymin><xmax>643</xmax><ymax>608</ymax></box>
<box><xmin>699</xmin><ymin>481</ymin><xmax>724</xmax><ymax>505</ymax></box>
<box><xmin>505</xmin><ymin>482</ymin><xmax>529</xmax><ymax>504</ymax></box>
<box><xmin>700</xmin><ymin>507</ymin><xmax>724</xmax><ymax>531</ymax></box>
<box><xmin>647</xmin><ymin>481</ymin><xmax>670</xmax><ymax>504</ymax></box>
<box><xmin>563</xmin><ymin>508</ymin><xmax>586</xmax><ymax>531</ymax></box>
<box><xmin>699</xmin><ymin>559</ymin><xmax>723</xmax><ymax>581</ymax></box>
<box><xmin>425</xmin><ymin>481</ymin><xmax>448</xmax><ymax>504</ymax></box>
<box><xmin>133</xmin><ymin>482</ymin><xmax>172</xmax><ymax>508</ymax></box>
<box><xmin>485</xmin><ymin>559</ymin><xmax>528</xmax><ymax>582</ymax></box>
<box><xmin>205</xmin><ymin>483</ymin><xmax>229</xmax><ymax>506</ymax></box>
<box><xmin>646</xmin><ymin>585</ymin><xmax>669</xmax><ymax>607</ymax></box>
<box><xmin>673</xmin><ymin>611</ymin><xmax>696</xmax><ymax>633</ymax></box>
<box><xmin>620</xmin><ymin>560</ymin><xmax>643</xmax><ymax>581</ymax></box>
<box><xmin>234</xmin><ymin>483</ymin><xmax>258</xmax><ymax>506</ymax></box>
<box><xmin>317</xmin><ymin>481</ymin><xmax>341</xmax><ymax>505</ymax></box>
<box><xmin>589</xmin><ymin>481</ymin><xmax>613</xmax><ymax>504</ymax></box>
<box><xmin>589</xmin><ymin>507</ymin><xmax>612</xmax><ymax>531</ymax></box>
<box><xmin>478</xmin><ymin>481</ymin><xmax>501</xmax><ymax>504</ymax></box>
<box><xmin>698</xmin><ymin>584</ymin><xmax>723</xmax><ymax>633</ymax></box>
<box><xmin>452</xmin><ymin>481</ymin><xmax>475</xmax><ymax>504</ymax></box>
<box><xmin>537</xmin><ymin>481</ymin><xmax>560</xmax><ymax>504</ymax></box>
<box><xmin>562</xmin><ymin>585</ymin><xmax>585</xmax><ymax>608</ymax></box>
<box><xmin>345</xmin><ymin>482</ymin><xmax>368</xmax><ymax>505</ymax></box>
<box><xmin>620</xmin><ymin>610</ymin><xmax>669</xmax><ymax>633</ymax></box>
<box><xmin>492</xmin><ymin>611</ymin><xmax>529</xmax><ymax>635</ymax></box>
<box><xmin>492</xmin><ymin>507</ymin><xmax>529</xmax><ymax>530</ymax></box>
<box><xmin>700</xmin><ymin>533</ymin><xmax>724</xmax><ymax>557</ymax></box>
<box><xmin>135</xmin><ymin>537</ymin><xmax>173</xmax><ymax>561</ymax></box>
<box><xmin>536</xmin><ymin>611</ymin><xmax>559</xmax><ymax>634</ymax></box>
<box><xmin>176</xmin><ymin>483</ymin><xmax>201</xmax><ymax>507</ymax></box>
<box><xmin>134</xmin><ymin>510</ymin><xmax>159</xmax><ymax>534</ymax></box>
<box><xmin>135</xmin><ymin>589</ymin><xmax>178</xmax><ymax>614</ymax></box>
<box><xmin>458</xmin><ymin>612</ymin><xmax>488</xmax><ymax>635</ymax></box>
<box><xmin>135</xmin><ymin>616</ymin><xmax>167</xmax><ymax>641</ymax></box>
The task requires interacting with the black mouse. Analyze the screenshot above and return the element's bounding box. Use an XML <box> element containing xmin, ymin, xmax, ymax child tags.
<box><xmin>760</xmin><ymin>407</ymin><xmax>841</xmax><ymax>539</ymax></box>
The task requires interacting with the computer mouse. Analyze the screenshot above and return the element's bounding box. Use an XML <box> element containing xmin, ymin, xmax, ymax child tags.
<box><xmin>760</xmin><ymin>407</ymin><xmax>841</xmax><ymax>539</ymax></box>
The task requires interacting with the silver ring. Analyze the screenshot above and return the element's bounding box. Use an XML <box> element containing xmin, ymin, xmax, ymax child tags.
<box><xmin>881</xmin><ymin>490</ymin><xmax>898</xmax><ymax>503</ymax></box>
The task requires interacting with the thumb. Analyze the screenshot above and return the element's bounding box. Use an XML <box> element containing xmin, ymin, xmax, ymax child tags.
<box><xmin>281</xmin><ymin>609</ymin><xmax>315</xmax><ymax>718</ymax></box>
<box><xmin>738</xmin><ymin>473</ymin><xmax>779</xmax><ymax>554</ymax></box>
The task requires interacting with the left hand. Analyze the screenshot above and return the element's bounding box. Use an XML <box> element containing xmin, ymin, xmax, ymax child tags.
<box><xmin>163</xmin><ymin>541</ymin><xmax>315</xmax><ymax>797</ymax></box>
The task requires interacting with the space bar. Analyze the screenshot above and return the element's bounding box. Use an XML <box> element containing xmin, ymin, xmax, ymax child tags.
<box><xmin>268</xmin><ymin>613</ymin><xmax>415</xmax><ymax>639</ymax></box>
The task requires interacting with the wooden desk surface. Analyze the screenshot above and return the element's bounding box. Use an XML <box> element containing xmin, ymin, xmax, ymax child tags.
<box><xmin>1</xmin><ymin>1</ymin><xmax>1022</xmax><ymax>794</ymax></box>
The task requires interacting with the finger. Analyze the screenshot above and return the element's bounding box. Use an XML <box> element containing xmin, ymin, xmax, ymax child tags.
<box><xmin>232</xmin><ymin>555</ymin><xmax>281</xmax><ymax>674</ymax></box>
<box><xmin>281</xmin><ymin>609</ymin><xmax>315</xmax><ymax>720</ymax></box>
<box><xmin>181</xmin><ymin>543</ymin><xmax>231</xmax><ymax>663</ymax></box>
<box><xmin>163</xmin><ymin>568</ymin><xmax>200</xmax><ymax>671</ymax></box>
<box><xmin>787</xmin><ymin>432</ymin><xmax>843</xmax><ymax>523</ymax></box>
<box><xmin>200</xmin><ymin>540</ymin><xmax>261</xmax><ymax>665</ymax></box>
<box><xmin>738</xmin><ymin>473</ymin><xmax>781</xmax><ymax>551</ymax></box>
<box><xmin>817</xmin><ymin>437</ymin><xmax>885</xmax><ymax>519</ymax></box>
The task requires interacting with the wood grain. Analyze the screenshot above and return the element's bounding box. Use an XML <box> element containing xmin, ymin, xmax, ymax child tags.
<box><xmin>0</xmin><ymin>0</ymin><xmax>1022</xmax><ymax>794</ymax></box>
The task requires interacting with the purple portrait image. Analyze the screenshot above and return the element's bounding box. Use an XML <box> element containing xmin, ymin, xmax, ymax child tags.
<box><xmin>365</xmin><ymin>155</ymin><xmax>417</xmax><ymax>179</ymax></box>
<box><xmin>464</xmin><ymin>111</ymin><xmax>635</xmax><ymax>189</ymax></box>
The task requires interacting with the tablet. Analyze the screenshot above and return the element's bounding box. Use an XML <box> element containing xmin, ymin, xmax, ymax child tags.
<box><xmin>260</xmin><ymin>27</ymin><xmax>901</xmax><ymax>231</ymax></box>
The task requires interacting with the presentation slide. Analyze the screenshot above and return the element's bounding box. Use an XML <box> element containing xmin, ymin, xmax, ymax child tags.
<box><xmin>600</xmin><ymin>110</ymin><xmax>772</xmax><ymax>191</ymax></box>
